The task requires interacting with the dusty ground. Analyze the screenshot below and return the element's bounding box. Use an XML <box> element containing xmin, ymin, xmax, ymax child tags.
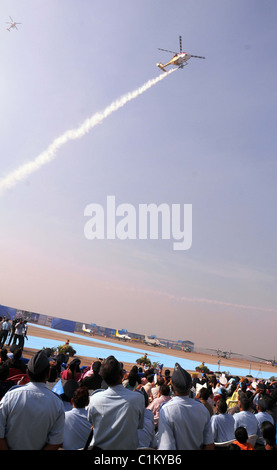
<box><xmin>21</xmin><ymin>324</ymin><xmax>277</xmax><ymax>377</ymax></box>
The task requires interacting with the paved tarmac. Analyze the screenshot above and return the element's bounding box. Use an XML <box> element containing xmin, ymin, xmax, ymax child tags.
<box><xmin>22</xmin><ymin>324</ymin><xmax>276</xmax><ymax>380</ymax></box>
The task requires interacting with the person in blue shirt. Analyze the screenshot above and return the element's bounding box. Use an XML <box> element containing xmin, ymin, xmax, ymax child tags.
<box><xmin>210</xmin><ymin>397</ymin><xmax>235</xmax><ymax>443</ymax></box>
<box><xmin>62</xmin><ymin>386</ymin><xmax>92</xmax><ymax>450</ymax></box>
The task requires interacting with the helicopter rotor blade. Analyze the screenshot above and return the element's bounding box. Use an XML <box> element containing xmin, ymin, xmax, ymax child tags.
<box><xmin>158</xmin><ymin>48</ymin><xmax>178</xmax><ymax>54</ymax></box>
<box><xmin>191</xmin><ymin>55</ymin><xmax>206</xmax><ymax>59</ymax></box>
<box><xmin>179</xmin><ymin>35</ymin><xmax>182</xmax><ymax>52</ymax></box>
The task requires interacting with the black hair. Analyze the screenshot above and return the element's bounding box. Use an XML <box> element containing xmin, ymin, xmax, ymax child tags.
<box><xmin>235</xmin><ymin>426</ymin><xmax>248</xmax><ymax>444</ymax></box>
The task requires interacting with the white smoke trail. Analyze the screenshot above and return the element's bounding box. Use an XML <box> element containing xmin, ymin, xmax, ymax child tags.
<box><xmin>0</xmin><ymin>69</ymin><xmax>177</xmax><ymax>195</ymax></box>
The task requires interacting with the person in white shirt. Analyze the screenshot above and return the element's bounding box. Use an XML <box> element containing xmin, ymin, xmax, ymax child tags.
<box><xmin>158</xmin><ymin>363</ymin><xmax>214</xmax><ymax>450</ymax></box>
<box><xmin>0</xmin><ymin>350</ymin><xmax>64</xmax><ymax>450</ymax></box>
<box><xmin>87</xmin><ymin>356</ymin><xmax>145</xmax><ymax>450</ymax></box>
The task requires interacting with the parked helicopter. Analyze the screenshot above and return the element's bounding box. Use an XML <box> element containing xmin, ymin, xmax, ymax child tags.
<box><xmin>157</xmin><ymin>35</ymin><xmax>205</xmax><ymax>72</ymax></box>
<box><xmin>5</xmin><ymin>16</ymin><xmax>22</xmax><ymax>32</ymax></box>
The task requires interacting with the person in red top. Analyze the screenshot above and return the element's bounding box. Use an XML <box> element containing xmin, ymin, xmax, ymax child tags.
<box><xmin>233</xmin><ymin>426</ymin><xmax>254</xmax><ymax>450</ymax></box>
<box><xmin>61</xmin><ymin>358</ymin><xmax>82</xmax><ymax>381</ymax></box>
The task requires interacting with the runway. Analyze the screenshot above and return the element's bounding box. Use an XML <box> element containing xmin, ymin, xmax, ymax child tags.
<box><xmin>22</xmin><ymin>324</ymin><xmax>276</xmax><ymax>380</ymax></box>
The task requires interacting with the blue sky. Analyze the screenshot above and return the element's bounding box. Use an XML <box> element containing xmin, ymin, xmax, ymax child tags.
<box><xmin>0</xmin><ymin>1</ymin><xmax>277</xmax><ymax>358</ymax></box>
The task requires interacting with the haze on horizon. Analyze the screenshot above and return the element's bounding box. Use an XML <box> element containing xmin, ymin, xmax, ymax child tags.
<box><xmin>1</xmin><ymin>1</ymin><xmax>276</xmax><ymax>361</ymax></box>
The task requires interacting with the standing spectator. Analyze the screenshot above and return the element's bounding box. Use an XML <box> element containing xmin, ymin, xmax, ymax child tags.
<box><xmin>87</xmin><ymin>355</ymin><xmax>145</xmax><ymax>450</ymax></box>
<box><xmin>210</xmin><ymin>397</ymin><xmax>235</xmax><ymax>443</ymax></box>
<box><xmin>12</xmin><ymin>319</ymin><xmax>28</xmax><ymax>350</ymax></box>
<box><xmin>158</xmin><ymin>363</ymin><xmax>214</xmax><ymax>450</ymax></box>
<box><xmin>62</xmin><ymin>386</ymin><xmax>91</xmax><ymax>450</ymax></box>
<box><xmin>0</xmin><ymin>349</ymin><xmax>64</xmax><ymax>450</ymax></box>
<box><xmin>0</xmin><ymin>318</ymin><xmax>11</xmax><ymax>349</ymax></box>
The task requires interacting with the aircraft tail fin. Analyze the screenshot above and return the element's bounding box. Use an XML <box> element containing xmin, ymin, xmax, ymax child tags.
<box><xmin>156</xmin><ymin>63</ymin><xmax>167</xmax><ymax>73</ymax></box>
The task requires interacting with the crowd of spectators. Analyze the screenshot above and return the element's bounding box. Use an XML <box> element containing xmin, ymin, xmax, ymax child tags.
<box><xmin>0</xmin><ymin>333</ymin><xmax>277</xmax><ymax>451</ymax></box>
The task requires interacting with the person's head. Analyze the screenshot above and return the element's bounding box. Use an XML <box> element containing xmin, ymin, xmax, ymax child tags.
<box><xmin>27</xmin><ymin>350</ymin><xmax>50</xmax><ymax>382</ymax></box>
<box><xmin>216</xmin><ymin>397</ymin><xmax>228</xmax><ymax>414</ymax></box>
<box><xmin>171</xmin><ymin>363</ymin><xmax>192</xmax><ymax>396</ymax></box>
<box><xmin>156</xmin><ymin>377</ymin><xmax>165</xmax><ymax>387</ymax></box>
<box><xmin>47</xmin><ymin>366</ymin><xmax>58</xmax><ymax>383</ymax></box>
<box><xmin>69</xmin><ymin>358</ymin><xmax>81</xmax><ymax>373</ymax></box>
<box><xmin>239</xmin><ymin>395</ymin><xmax>250</xmax><ymax>411</ymax></box>
<box><xmin>159</xmin><ymin>383</ymin><xmax>170</xmax><ymax>397</ymax></box>
<box><xmin>11</xmin><ymin>346</ymin><xmax>23</xmax><ymax>360</ymax></box>
<box><xmin>199</xmin><ymin>387</ymin><xmax>210</xmax><ymax>401</ymax></box>
<box><xmin>92</xmin><ymin>360</ymin><xmax>101</xmax><ymax>375</ymax></box>
<box><xmin>235</xmin><ymin>426</ymin><xmax>248</xmax><ymax>444</ymax></box>
<box><xmin>260</xmin><ymin>421</ymin><xmax>276</xmax><ymax>447</ymax></box>
<box><xmin>62</xmin><ymin>380</ymin><xmax>79</xmax><ymax>402</ymax></box>
<box><xmin>100</xmin><ymin>355</ymin><xmax>123</xmax><ymax>386</ymax></box>
<box><xmin>72</xmin><ymin>386</ymin><xmax>89</xmax><ymax>409</ymax></box>
<box><xmin>147</xmin><ymin>374</ymin><xmax>154</xmax><ymax>384</ymax></box>
<box><xmin>0</xmin><ymin>348</ymin><xmax>8</xmax><ymax>362</ymax></box>
<box><xmin>257</xmin><ymin>396</ymin><xmax>270</xmax><ymax>413</ymax></box>
<box><xmin>0</xmin><ymin>363</ymin><xmax>9</xmax><ymax>381</ymax></box>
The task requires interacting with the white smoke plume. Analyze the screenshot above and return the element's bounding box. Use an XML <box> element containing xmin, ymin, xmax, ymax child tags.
<box><xmin>0</xmin><ymin>69</ymin><xmax>177</xmax><ymax>195</ymax></box>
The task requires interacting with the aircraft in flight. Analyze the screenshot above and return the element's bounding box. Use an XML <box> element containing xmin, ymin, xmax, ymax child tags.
<box><xmin>157</xmin><ymin>35</ymin><xmax>205</xmax><ymax>72</ymax></box>
<box><xmin>5</xmin><ymin>16</ymin><xmax>22</xmax><ymax>32</ymax></box>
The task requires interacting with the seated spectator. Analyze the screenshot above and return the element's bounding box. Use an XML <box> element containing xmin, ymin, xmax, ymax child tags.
<box><xmin>147</xmin><ymin>383</ymin><xmax>171</xmax><ymax>429</ymax></box>
<box><xmin>233</xmin><ymin>426</ymin><xmax>254</xmax><ymax>450</ymax></box>
<box><xmin>259</xmin><ymin>421</ymin><xmax>277</xmax><ymax>450</ymax></box>
<box><xmin>196</xmin><ymin>386</ymin><xmax>214</xmax><ymax>417</ymax></box>
<box><xmin>62</xmin><ymin>386</ymin><xmax>92</xmax><ymax>450</ymax></box>
<box><xmin>151</xmin><ymin>376</ymin><xmax>165</xmax><ymax>401</ymax></box>
<box><xmin>255</xmin><ymin>396</ymin><xmax>274</xmax><ymax>444</ymax></box>
<box><xmin>143</xmin><ymin>374</ymin><xmax>155</xmax><ymax>401</ymax></box>
<box><xmin>123</xmin><ymin>368</ymin><xmax>140</xmax><ymax>391</ymax></box>
<box><xmin>210</xmin><ymin>397</ymin><xmax>235</xmax><ymax>443</ymax></box>
<box><xmin>136</xmin><ymin>389</ymin><xmax>157</xmax><ymax>449</ymax></box>
<box><xmin>80</xmin><ymin>361</ymin><xmax>103</xmax><ymax>392</ymax></box>
<box><xmin>61</xmin><ymin>358</ymin><xmax>82</xmax><ymax>381</ymax></box>
<box><xmin>61</xmin><ymin>379</ymin><xmax>79</xmax><ymax>411</ymax></box>
<box><xmin>46</xmin><ymin>366</ymin><xmax>59</xmax><ymax>390</ymax></box>
<box><xmin>5</xmin><ymin>346</ymin><xmax>27</xmax><ymax>375</ymax></box>
<box><xmin>0</xmin><ymin>363</ymin><xmax>15</xmax><ymax>399</ymax></box>
<box><xmin>233</xmin><ymin>395</ymin><xmax>258</xmax><ymax>437</ymax></box>
<box><xmin>0</xmin><ymin>348</ymin><xmax>8</xmax><ymax>363</ymax></box>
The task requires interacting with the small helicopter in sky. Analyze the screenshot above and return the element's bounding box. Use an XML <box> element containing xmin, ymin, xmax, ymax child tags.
<box><xmin>5</xmin><ymin>16</ymin><xmax>22</xmax><ymax>32</ymax></box>
<box><xmin>157</xmin><ymin>35</ymin><xmax>205</xmax><ymax>72</ymax></box>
